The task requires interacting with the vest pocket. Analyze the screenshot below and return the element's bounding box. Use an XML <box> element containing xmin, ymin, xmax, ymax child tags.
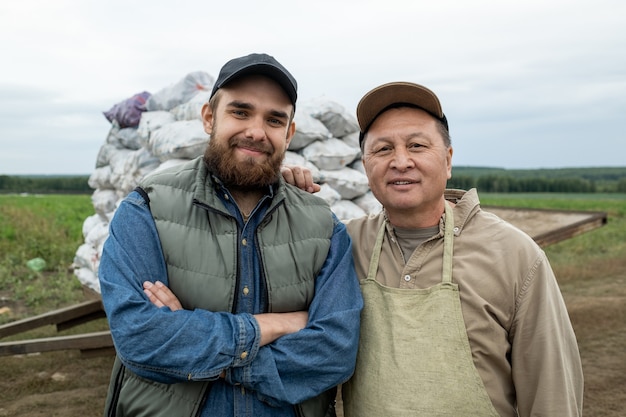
<box><xmin>114</xmin><ymin>367</ymin><xmax>211</xmax><ymax>417</ymax></box>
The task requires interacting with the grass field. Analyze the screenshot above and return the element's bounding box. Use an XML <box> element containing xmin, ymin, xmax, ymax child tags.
<box><xmin>0</xmin><ymin>192</ymin><xmax>624</xmax><ymax>416</ymax></box>
<box><xmin>0</xmin><ymin>194</ymin><xmax>94</xmax><ymax>319</ymax></box>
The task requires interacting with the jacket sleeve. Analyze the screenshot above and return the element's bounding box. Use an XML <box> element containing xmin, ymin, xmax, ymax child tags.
<box><xmin>99</xmin><ymin>191</ymin><xmax>261</xmax><ymax>383</ymax></box>
<box><xmin>227</xmin><ymin>216</ymin><xmax>364</xmax><ymax>405</ymax></box>
<box><xmin>510</xmin><ymin>252</ymin><xmax>584</xmax><ymax>417</ymax></box>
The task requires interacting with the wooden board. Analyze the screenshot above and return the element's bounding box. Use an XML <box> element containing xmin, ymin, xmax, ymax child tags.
<box><xmin>483</xmin><ymin>206</ymin><xmax>607</xmax><ymax>247</ymax></box>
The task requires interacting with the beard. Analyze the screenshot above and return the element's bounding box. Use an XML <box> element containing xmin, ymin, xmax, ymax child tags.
<box><xmin>203</xmin><ymin>127</ymin><xmax>285</xmax><ymax>190</ymax></box>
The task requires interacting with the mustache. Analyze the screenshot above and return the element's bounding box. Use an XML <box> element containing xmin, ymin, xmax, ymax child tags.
<box><xmin>229</xmin><ymin>137</ymin><xmax>273</xmax><ymax>154</ymax></box>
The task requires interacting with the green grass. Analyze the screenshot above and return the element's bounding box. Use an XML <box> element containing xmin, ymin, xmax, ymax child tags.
<box><xmin>0</xmin><ymin>194</ymin><xmax>95</xmax><ymax>319</ymax></box>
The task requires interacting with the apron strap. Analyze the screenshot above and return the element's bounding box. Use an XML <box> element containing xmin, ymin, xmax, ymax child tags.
<box><xmin>367</xmin><ymin>202</ymin><xmax>455</xmax><ymax>284</ymax></box>
<box><xmin>442</xmin><ymin>201</ymin><xmax>454</xmax><ymax>284</ymax></box>
<box><xmin>366</xmin><ymin>219</ymin><xmax>387</xmax><ymax>281</ymax></box>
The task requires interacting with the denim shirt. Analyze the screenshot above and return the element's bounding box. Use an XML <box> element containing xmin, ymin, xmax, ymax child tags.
<box><xmin>99</xmin><ymin>188</ymin><xmax>363</xmax><ymax>417</ymax></box>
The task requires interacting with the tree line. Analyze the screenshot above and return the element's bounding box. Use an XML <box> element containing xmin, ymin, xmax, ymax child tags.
<box><xmin>448</xmin><ymin>167</ymin><xmax>626</xmax><ymax>193</ymax></box>
<box><xmin>0</xmin><ymin>175</ymin><xmax>92</xmax><ymax>194</ymax></box>
<box><xmin>448</xmin><ymin>175</ymin><xmax>606</xmax><ymax>193</ymax></box>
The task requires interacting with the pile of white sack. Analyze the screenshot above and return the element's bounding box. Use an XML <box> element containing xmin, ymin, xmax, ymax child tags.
<box><xmin>73</xmin><ymin>71</ymin><xmax>382</xmax><ymax>293</ymax></box>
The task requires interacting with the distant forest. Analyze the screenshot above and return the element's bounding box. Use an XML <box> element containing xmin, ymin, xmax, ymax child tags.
<box><xmin>1</xmin><ymin>166</ymin><xmax>626</xmax><ymax>194</ymax></box>
<box><xmin>0</xmin><ymin>175</ymin><xmax>91</xmax><ymax>194</ymax></box>
<box><xmin>449</xmin><ymin>166</ymin><xmax>626</xmax><ymax>193</ymax></box>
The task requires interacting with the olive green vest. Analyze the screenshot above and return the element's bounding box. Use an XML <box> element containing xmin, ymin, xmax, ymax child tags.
<box><xmin>104</xmin><ymin>157</ymin><xmax>337</xmax><ymax>417</ymax></box>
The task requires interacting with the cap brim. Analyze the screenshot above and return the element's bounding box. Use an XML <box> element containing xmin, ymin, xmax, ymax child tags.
<box><xmin>356</xmin><ymin>82</ymin><xmax>444</xmax><ymax>132</ymax></box>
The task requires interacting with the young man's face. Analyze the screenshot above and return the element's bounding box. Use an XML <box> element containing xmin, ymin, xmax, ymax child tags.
<box><xmin>202</xmin><ymin>74</ymin><xmax>295</xmax><ymax>188</ymax></box>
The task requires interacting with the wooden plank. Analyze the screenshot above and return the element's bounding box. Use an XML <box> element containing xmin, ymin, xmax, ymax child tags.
<box><xmin>483</xmin><ymin>206</ymin><xmax>607</xmax><ymax>247</ymax></box>
<box><xmin>56</xmin><ymin>309</ymin><xmax>107</xmax><ymax>332</ymax></box>
<box><xmin>0</xmin><ymin>299</ymin><xmax>105</xmax><ymax>338</ymax></box>
<box><xmin>0</xmin><ymin>331</ymin><xmax>113</xmax><ymax>356</ymax></box>
<box><xmin>80</xmin><ymin>346</ymin><xmax>116</xmax><ymax>358</ymax></box>
<box><xmin>532</xmin><ymin>212</ymin><xmax>607</xmax><ymax>247</ymax></box>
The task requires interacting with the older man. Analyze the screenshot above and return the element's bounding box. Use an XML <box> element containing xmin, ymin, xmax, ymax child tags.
<box><xmin>285</xmin><ymin>81</ymin><xmax>583</xmax><ymax>416</ymax></box>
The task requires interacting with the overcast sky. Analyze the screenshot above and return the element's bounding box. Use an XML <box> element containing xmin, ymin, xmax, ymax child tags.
<box><xmin>1</xmin><ymin>0</ymin><xmax>624</xmax><ymax>175</ymax></box>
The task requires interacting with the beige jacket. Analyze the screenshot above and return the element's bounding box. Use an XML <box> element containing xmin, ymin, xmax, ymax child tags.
<box><xmin>345</xmin><ymin>188</ymin><xmax>583</xmax><ymax>417</ymax></box>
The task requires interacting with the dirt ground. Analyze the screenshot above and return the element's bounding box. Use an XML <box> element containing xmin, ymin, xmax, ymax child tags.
<box><xmin>1</xmin><ymin>280</ymin><xmax>624</xmax><ymax>417</ymax></box>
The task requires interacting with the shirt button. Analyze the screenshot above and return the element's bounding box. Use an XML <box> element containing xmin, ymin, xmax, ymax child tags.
<box><xmin>242</xmin><ymin>238</ymin><xmax>247</xmax><ymax>246</ymax></box>
<box><xmin>240</xmin><ymin>351</ymin><xmax>248</xmax><ymax>360</ymax></box>
<box><xmin>243</xmin><ymin>286</ymin><xmax>249</xmax><ymax>296</ymax></box>
<box><xmin>404</xmin><ymin>275</ymin><xmax>411</xmax><ymax>282</ymax></box>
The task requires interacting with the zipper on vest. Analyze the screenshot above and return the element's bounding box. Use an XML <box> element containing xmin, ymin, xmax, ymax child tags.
<box><xmin>231</xmin><ymin>220</ymin><xmax>246</xmax><ymax>314</ymax></box>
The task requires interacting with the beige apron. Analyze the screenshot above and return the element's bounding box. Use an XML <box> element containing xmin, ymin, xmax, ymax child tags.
<box><xmin>343</xmin><ymin>203</ymin><xmax>500</xmax><ymax>416</ymax></box>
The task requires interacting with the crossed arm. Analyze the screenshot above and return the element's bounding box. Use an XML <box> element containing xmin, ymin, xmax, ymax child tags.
<box><xmin>143</xmin><ymin>280</ymin><xmax>308</xmax><ymax>347</ymax></box>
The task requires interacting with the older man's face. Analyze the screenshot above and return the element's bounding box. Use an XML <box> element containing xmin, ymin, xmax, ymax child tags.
<box><xmin>362</xmin><ymin>106</ymin><xmax>452</xmax><ymax>227</ymax></box>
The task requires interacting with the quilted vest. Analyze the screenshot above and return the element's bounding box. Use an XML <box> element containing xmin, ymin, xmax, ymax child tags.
<box><xmin>104</xmin><ymin>157</ymin><xmax>337</xmax><ymax>417</ymax></box>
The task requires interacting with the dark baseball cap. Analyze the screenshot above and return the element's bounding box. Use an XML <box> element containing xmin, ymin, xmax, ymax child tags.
<box><xmin>357</xmin><ymin>81</ymin><xmax>448</xmax><ymax>145</ymax></box>
<box><xmin>210</xmin><ymin>53</ymin><xmax>297</xmax><ymax>108</ymax></box>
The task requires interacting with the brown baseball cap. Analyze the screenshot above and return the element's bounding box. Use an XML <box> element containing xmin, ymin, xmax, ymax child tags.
<box><xmin>356</xmin><ymin>81</ymin><xmax>448</xmax><ymax>143</ymax></box>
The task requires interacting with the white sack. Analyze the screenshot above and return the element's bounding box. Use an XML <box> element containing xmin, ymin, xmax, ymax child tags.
<box><xmin>115</xmin><ymin>127</ymin><xmax>143</xmax><ymax>150</ymax></box>
<box><xmin>82</xmin><ymin>213</ymin><xmax>107</xmax><ymax>239</ymax></box>
<box><xmin>304</xmin><ymin>97</ymin><xmax>359</xmax><ymax>138</ymax></box>
<box><xmin>91</xmin><ymin>189</ymin><xmax>119</xmax><ymax>217</ymax></box>
<box><xmin>145</xmin><ymin>71</ymin><xmax>214</xmax><ymax>111</ymax></box>
<box><xmin>353</xmin><ymin>191</ymin><xmax>382</xmax><ymax>215</ymax></box>
<box><xmin>331</xmin><ymin>200</ymin><xmax>367</xmax><ymax>221</ymax></box>
<box><xmin>85</xmin><ymin>220</ymin><xmax>110</xmax><ymax>250</ymax></box>
<box><xmin>342</xmin><ymin>130</ymin><xmax>361</xmax><ymax>149</ymax></box>
<box><xmin>282</xmin><ymin>151</ymin><xmax>322</xmax><ymax>182</ymax></box>
<box><xmin>289</xmin><ymin>109</ymin><xmax>331</xmax><ymax>151</ymax></box>
<box><xmin>147</xmin><ymin>119</ymin><xmax>208</xmax><ymax>162</ymax></box>
<box><xmin>283</xmin><ymin>150</ymin><xmax>306</xmax><ymax>166</ymax></box>
<box><xmin>95</xmin><ymin>143</ymin><xmax>122</xmax><ymax>168</ymax></box>
<box><xmin>74</xmin><ymin>266</ymin><xmax>100</xmax><ymax>293</ymax></box>
<box><xmin>73</xmin><ymin>243</ymin><xmax>99</xmax><ymax>274</ymax></box>
<box><xmin>137</xmin><ymin>111</ymin><xmax>176</xmax><ymax>143</ymax></box>
<box><xmin>349</xmin><ymin>158</ymin><xmax>366</xmax><ymax>175</ymax></box>
<box><xmin>88</xmin><ymin>166</ymin><xmax>114</xmax><ymax>190</ymax></box>
<box><xmin>109</xmin><ymin>148</ymin><xmax>160</xmax><ymax>194</ymax></box>
<box><xmin>301</xmin><ymin>138</ymin><xmax>360</xmax><ymax>171</ymax></box>
<box><xmin>320</xmin><ymin>167</ymin><xmax>370</xmax><ymax>200</ymax></box>
<box><xmin>314</xmin><ymin>183</ymin><xmax>342</xmax><ymax>207</ymax></box>
<box><xmin>171</xmin><ymin>90</ymin><xmax>211</xmax><ymax>121</ymax></box>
